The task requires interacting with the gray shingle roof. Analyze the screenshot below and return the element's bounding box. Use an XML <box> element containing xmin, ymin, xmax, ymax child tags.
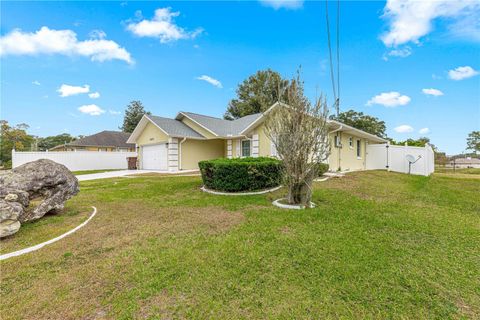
<box><xmin>147</xmin><ymin>115</ymin><xmax>205</xmax><ymax>138</ymax></box>
<box><xmin>68</xmin><ymin>131</ymin><xmax>134</xmax><ymax>148</ymax></box>
<box><xmin>179</xmin><ymin>112</ymin><xmax>263</xmax><ymax>136</ymax></box>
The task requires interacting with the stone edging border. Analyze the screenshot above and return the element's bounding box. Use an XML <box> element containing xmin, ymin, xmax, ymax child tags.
<box><xmin>201</xmin><ymin>185</ymin><xmax>282</xmax><ymax>196</ymax></box>
<box><xmin>272</xmin><ymin>198</ymin><xmax>316</xmax><ymax>210</ymax></box>
<box><xmin>0</xmin><ymin>206</ymin><xmax>97</xmax><ymax>261</ymax></box>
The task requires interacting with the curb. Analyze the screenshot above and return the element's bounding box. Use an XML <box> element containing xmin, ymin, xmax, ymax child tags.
<box><xmin>272</xmin><ymin>198</ymin><xmax>316</xmax><ymax>210</ymax></box>
<box><xmin>0</xmin><ymin>206</ymin><xmax>97</xmax><ymax>261</ymax></box>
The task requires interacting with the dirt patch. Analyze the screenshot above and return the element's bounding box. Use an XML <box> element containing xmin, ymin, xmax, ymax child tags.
<box><xmin>136</xmin><ymin>289</ymin><xmax>191</xmax><ymax>319</ymax></box>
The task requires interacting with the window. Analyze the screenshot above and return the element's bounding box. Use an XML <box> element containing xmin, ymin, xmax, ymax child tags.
<box><xmin>334</xmin><ymin>135</ymin><xmax>342</xmax><ymax>148</ymax></box>
<box><xmin>349</xmin><ymin>137</ymin><xmax>353</xmax><ymax>148</ymax></box>
<box><xmin>241</xmin><ymin>140</ymin><xmax>251</xmax><ymax>157</ymax></box>
<box><xmin>98</xmin><ymin>148</ymin><xmax>108</xmax><ymax>152</ymax></box>
<box><xmin>356</xmin><ymin>140</ymin><xmax>361</xmax><ymax>158</ymax></box>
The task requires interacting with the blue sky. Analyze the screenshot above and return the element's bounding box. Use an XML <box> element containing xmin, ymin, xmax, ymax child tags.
<box><xmin>1</xmin><ymin>0</ymin><xmax>479</xmax><ymax>154</ymax></box>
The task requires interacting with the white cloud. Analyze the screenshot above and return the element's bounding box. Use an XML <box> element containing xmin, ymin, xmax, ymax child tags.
<box><xmin>259</xmin><ymin>0</ymin><xmax>304</xmax><ymax>10</ymax></box>
<box><xmin>32</xmin><ymin>80</ymin><xmax>41</xmax><ymax>85</ymax></box>
<box><xmin>0</xmin><ymin>26</ymin><xmax>133</xmax><ymax>64</ymax></box>
<box><xmin>419</xmin><ymin>127</ymin><xmax>430</xmax><ymax>134</ymax></box>
<box><xmin>88</xmin><ymin>29</ymin><xmax>107</xmax><ymax>40</ymax></box>
<box><xmin>381</xmin><ymin>0</ymin><xmax>480</xmax><ymax>47</ymax></box>
<box><xmin>196</xmin><ymin>75</ymin><xmax>223</xmax><ymax>88</ymax></box>
<box><xmin>78</xmin><ymin>104</ymin><xmax>105</xmax><ymax>116</ymax></box>
<box><xmin>448</xmin><ymin>66</ymin><xmax>479</xmax><ymax>80</ymax></box>
<box><xmin>88</xmin><ymin>91</ymin><xmax>100</xmax><ymax>99</ymax></box>
<box><xmin>366</xmin><ymin>91</ymin><xmax>411</xmax><ymax>107</ymax></box>
<box><xmin>109</xmin><ymin>110</ymin><xmax>121</xmax><ymax>115</ymax></box>
<box><xmin>57</xmin><ymin>84</ymin><xmax>90</xmax><ymax>97</ymax></box>
<box><xmin>395</xmin><ymin>125</ymin><xmax>414</xmax><ymax>133</ymax></box>
<box><xmin>422</xmin><ymin>88</ymin><xmax>444</xmax><ymax>96</ymax></box>
<box><xmin>127</xmin><ymin>8</ymin><xmax>203</xmax><ymax>43</ymax></box>
<box><xmin>383</xmin><ymin>46</ymin><xmax>412</xmax><ymax>60</ymax></box>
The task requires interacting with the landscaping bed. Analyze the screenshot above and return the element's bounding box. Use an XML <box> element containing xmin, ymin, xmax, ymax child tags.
<box><xmin>1</xmin><ymin>172</ymin><xmax>479</xmax><ymax>319</ymax></box>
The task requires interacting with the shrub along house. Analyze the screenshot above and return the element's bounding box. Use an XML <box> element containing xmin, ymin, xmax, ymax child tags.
<box><xmin>50</xmin><ymin>131</ymin><xmax>135</xmax><ymax>152</ymax></box>
<box><xmin>126</xmin><ymin>102</ymin><xmax>387</xmax><ymax>172</ymax></box>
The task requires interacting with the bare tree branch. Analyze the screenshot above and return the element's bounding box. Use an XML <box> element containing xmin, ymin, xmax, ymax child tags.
<box><xmin>264</xmin><ymin>70</ymin><xmax>330</xmax><ymax>206</ymax></box>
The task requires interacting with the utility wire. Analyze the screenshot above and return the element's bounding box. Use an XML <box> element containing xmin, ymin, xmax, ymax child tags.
<box><xmin>336</xmin><ymin>0</ymin><xmax>340</xmax><ymax>113</ymax></box>
<box><xmin>325</xmin><ymin>0</ymin><xmax>341</xmax><ymax>116</ymax></box>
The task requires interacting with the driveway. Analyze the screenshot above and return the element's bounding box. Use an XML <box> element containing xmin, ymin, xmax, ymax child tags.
<box><xmin>76</xmin><ymin>169</ymin><xmax>199</xmax><ymax>181</ymax></box>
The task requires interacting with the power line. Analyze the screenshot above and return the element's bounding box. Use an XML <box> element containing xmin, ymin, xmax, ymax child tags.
<box><xmin>325</xmin><ymin>0</ymin><xmax>340</xmax><ymax>116</ymax></box>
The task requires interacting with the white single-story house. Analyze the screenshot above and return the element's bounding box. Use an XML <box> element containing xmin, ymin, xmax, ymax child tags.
<box><xmin>126</xmin><ymin>102</ymin><xmax>387</xmax><ymax>172</ymax></box>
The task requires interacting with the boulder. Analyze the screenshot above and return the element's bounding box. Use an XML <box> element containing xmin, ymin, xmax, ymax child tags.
<box><xmin>0</xmin><ymin>159</ymin><xmax>79</xmax><ymax>238</ymax></box>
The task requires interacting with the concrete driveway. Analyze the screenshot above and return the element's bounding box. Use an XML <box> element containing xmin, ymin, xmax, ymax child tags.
<box><xmin>76</xmin><ymin>169</ymin><xmax>199</xmax><ymax>181</ymax></box>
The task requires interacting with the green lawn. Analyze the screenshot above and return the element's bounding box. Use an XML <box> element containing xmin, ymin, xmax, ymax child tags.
<box><xmin>435</xmin><ymin>166</ymin><xmax>480</xmax><ymax>175</ymax></box>
<box><xmin>1</xmin><ymin>171</ymin><xmax>479</xmax><ymax>319</ymax></box>
<box><xmin>72</xmin><ymin>169</ymin><xmax>123</xmax><ymax>175</ymax></box>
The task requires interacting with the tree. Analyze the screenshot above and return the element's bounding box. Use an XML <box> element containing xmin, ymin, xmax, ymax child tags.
<box><xmin>264</xmin><ymin>72</ymin><xmax>330</xmax><ymax>207</ymax></box>
<box><xmin>120</xmin><ymin>100</ymin><xmax>150</xmax><ymax>133</ymax></box>
<box><xmin>37</xmin><ymin>133</ymin><xmax>76</xmax><ymax>151</ymax></box>
<box><xmin>330</xmin><ymin>109</ymin><xmax>387</xmax><ymax>138</ymax></box>
<box><xmin>224</xmin><ymin>69</ymin><xmax>289</xmax><ymax>120</ymax></box>
<box><xmin>466</xmin><ymin>131</ymin><xmax>480</xmax><ymax>153</ymax></box>
<box><xmin>0</xmin><ymin>120</ymin><xmax>34</xmax><ymax>167</ymax></box>
<box><xmin>391</xmin><ymin>137</ymin><xmax>431</xmax><ymax>147</ymax></box>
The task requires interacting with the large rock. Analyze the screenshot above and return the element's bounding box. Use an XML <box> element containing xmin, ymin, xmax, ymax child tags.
<box><xmin>0</xmin><ymin>159</ymin><xmax>79</xmax><ymax>238</ymax></box>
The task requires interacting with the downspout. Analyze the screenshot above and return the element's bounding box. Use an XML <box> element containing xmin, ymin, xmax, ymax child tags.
<box><xmin>179</xmin><ymin>137</ymin><xmax>187</xmax><ymax>170</ymax></box>
<box><xmin>329</xmin><ymin>125</ymin><xmax>343</xmax><ymax>171</ymax></box>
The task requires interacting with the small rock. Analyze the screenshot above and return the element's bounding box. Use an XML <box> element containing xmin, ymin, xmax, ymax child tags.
<box><xmin>0</xmin><ymin>219</ymin><xmax>21</xmax><ymax>238</ymax></box>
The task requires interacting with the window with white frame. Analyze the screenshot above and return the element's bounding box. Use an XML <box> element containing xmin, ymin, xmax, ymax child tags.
<box><xmin>356</xmin><ymin>140</ymin><xmax>361</xmax><ymax>158</ymax></box>
<box><xmin>241</xmin><ymin>140</ymin><xmax>251</xmax><ymax>157</ymax></box>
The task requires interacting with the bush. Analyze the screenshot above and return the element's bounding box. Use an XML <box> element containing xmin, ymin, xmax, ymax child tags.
<box><xmin>199</xmin><ymin>157</ymin><xmax>283</xmax><ymax>192</ymax></box>
<box><xmin>315</xmin><ymin>163</ymin><xmax>329</xmax><ymax>177</ymax></box>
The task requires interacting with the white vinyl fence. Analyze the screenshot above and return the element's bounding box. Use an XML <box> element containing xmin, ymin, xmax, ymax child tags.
<box><xmin>366</xmin><ymin>143</ymin><xmax>435</xmax><ymax>176</ymax></box>
<box><xmin>12</xmin><ymin>150</ymin><xmax>137</xmax><ymax>171</ymax></box>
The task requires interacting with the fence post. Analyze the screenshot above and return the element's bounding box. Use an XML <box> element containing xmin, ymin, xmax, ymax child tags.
<box><xmin>386</xmin><ymin>142</ymin><xmax>391</xmax><ymax>172</ymax></box>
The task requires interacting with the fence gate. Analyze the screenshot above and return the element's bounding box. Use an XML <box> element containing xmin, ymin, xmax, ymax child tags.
<box><xmin>366</xmin><ymin>143</ymin><xmax>434</xmax><ymax>176</ymax></box>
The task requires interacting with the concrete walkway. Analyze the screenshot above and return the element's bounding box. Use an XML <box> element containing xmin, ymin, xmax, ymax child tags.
<box><xmin>76</xmin><ymin>169</ymin><xmax>199</xmax><ymax>181</ymax></box>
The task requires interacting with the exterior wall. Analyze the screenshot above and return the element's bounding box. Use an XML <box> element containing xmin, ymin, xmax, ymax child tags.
<box><xmin>136</xmin><ymin>122</ymin><xmax>170</xmax><ymax>166</ymax></box>
<box><xmin>180</xmin><ymin>139</ymin><xmax>224</xmax><ymax>170</ymax></box>
<box><xmin>244</xmin><ymin>123</ymin><xmax>369</xmax><ymax>172</ymax></box>
<box><xmin>252</xmin><ymin>123</ymin><xmax>272</xmax><ymax>157</ymax></box>
<box><xmin>136</xmin><ymin>122</ymin><xmax>169</xmax><ymax>145</ymax></box>
<box><xmin>328</xmin><ymin>132</ymin><xmax>367</xmax><ymax>171</ymax></box>
<box><xmin>180</xmin><ymin>117</ymin><xmax>216</xmax><ymax>139</ymax></box>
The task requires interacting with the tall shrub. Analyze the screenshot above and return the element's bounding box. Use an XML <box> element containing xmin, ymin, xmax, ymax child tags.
<box><xmin>199</xmin><ymin>157</ymin><xmax>282</xmax><ymax>192</ymax></box>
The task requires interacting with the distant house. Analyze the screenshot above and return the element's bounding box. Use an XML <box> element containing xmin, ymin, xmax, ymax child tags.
<box><xmin>448</xmin><ymin>157</ymin><xmax>480</xmax><ymax>168</ymax></box>
<box><xmin>50</xmin><ymin>131</ymin><xmax>135</xmax><ymax>152</ymax></box>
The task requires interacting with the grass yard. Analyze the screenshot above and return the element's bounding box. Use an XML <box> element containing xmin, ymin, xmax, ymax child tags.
<box><xmin>435</xmin><ymin>166</ymin><xmax>480</xmax><ymax>174</ymax></box>
<box><xmin>1</xmin><ymin>171</ymin><xmax>479</xmax><ymax>319</ymax></box>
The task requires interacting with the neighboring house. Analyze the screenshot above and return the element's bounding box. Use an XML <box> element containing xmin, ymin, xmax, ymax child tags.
<box><xmin>50</xmin><ymin>131</ymin><xmax>135</xmax><ymax>152</ymax></box>
<box><xmin>127</xmin><ymin>102</ymin><xmax>387</xmax><ymax>171</ymax></box>
<box><xmin>448</xmin><ymin>157</ymin><xmax>480</xmax><ymax>168</ymax></box>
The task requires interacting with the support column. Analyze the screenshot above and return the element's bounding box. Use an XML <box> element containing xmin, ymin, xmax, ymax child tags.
<box><xmin>168</xmin><ymin>138</ymin><xmax>179</xmax><ymax>172</ymax></box>
<box><xmin>227</xmin><ymin>140</ymin><xmax>232</xmax><ymax>159</ymax></box>
<box><xmin>252</xmin><ymin>134</ymin><xmax>259</xmax><ymax>157</ymax></box>
<box><xmin>235</xmin><ymin>139</ymin><xmax>241</xmax><ymax>158</ymax></box>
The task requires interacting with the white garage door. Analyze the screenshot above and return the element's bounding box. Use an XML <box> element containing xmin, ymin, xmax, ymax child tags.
<box><xmin>142</xmin><ymin>144</ymin><xmax>168</xmax><ymax>170</ymax></box>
